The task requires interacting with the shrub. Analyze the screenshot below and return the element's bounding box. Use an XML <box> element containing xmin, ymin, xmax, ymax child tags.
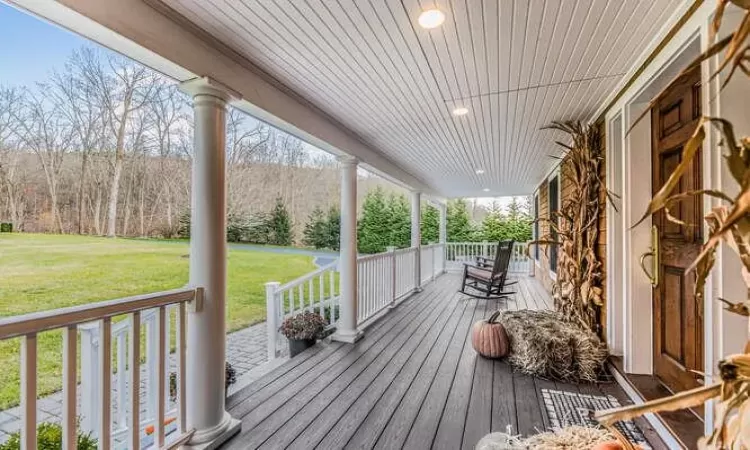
<box><xmin>0</xmin><ymin>422</ymin><xmax>97</xmax><ymax>450</ymax></box>
<box><xmin>279</xmin><ymin>312</ymin><xmax>327</xmax><ymax>340</ymax></box>
<box><xmin>0</xmin><ymin>223</ymin><xmax>12</xmax><ymax>233</ymax></box>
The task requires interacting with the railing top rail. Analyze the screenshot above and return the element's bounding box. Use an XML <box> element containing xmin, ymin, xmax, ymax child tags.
<box><xmin>357</xmin><ymin>251</ymin><xmax>393</xmax><ymax>263</ymax></box>
<box><xmin>0</xmin><ymin>287</ymin><xmax>196</xmax><ymax>340</ymax></box>
<box><xmin>393</xmin><ymin>246</ymin><xmax>418</xmax><ymax>255</ymax></box>
<box><xmin>277</xmin><ymin>260</ymin><xmax>339</xmax><ymax>291</ymax></box>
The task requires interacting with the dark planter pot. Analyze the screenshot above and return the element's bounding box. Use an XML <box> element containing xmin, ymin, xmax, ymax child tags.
<box><xmin>289</xmin><ymin>338</ymin><xmax>316</xmax><ymax>357</ymax></box>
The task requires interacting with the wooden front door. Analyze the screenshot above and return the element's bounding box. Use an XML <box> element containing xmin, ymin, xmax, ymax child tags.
<box><xmin>650</xmin><ymin>66</ymin><xmax>704</xmax><ymax>394</ymax></box>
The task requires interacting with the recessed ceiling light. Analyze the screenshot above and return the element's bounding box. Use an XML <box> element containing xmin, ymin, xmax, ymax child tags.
<box><xmin>475</xmin><ymin>169</ymin><xmax>485</xmax><ymax>174</ymax></box>
<box><xmin>483</xmin><ymin>188</ymin><xmax>490</xmax><ymax>192</ymax></box>
<box><xmin>418</xmin><ymin>9</ymin><xmax>445</xmax><ymax>29</ymax></box>
<box><xmin>452</xmin><ymin>107</ymin><xmax>469</xmax><ymax>116</ymax></box>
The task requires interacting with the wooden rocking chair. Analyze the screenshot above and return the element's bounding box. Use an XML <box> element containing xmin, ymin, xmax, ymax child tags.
<box><xmin>459</xmin><ymin>240</ymin><xmax>516</xmax><ymax>299</ymax></box>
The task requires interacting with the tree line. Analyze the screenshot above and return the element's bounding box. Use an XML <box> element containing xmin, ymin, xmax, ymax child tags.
<box><xmin>301</xmin><ymin>187</ymin><xmax>533</xmax><ymax>254</ymax></box>
<box><xmin>0</xmin><ymin>46</ymin><xmax>390</xmax><ymax>241</ymax></box>
<box><xmin>0</xmin><ymin>45</ymin><xmax>532</xmax><ymax>249</ymax></box>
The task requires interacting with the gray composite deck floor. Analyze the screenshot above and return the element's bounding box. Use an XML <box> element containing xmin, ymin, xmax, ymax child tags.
<box><xmin>222</xmin><ymin>273</ymin><xmax>665</xmax><ymax>450</ymax></box>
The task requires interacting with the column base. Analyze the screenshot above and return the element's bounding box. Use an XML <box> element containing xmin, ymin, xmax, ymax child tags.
<box><xmin>415</xmin><ymin>286</ymin><xmax>424</xmax><ymax>293</ymax></box>
<box><xmin>331</xmin><ymin>328</ymin><xmax>364</xmax><ymax>344</ymax></box>
<box><xmin>184</xmin><ymin>412</ymin><xmax>241</xmax><ymax>450</ymax></box>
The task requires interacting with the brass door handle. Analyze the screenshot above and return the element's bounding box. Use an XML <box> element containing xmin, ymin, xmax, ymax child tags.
<box><xmin>640</xmin><ymin>251</ymin><xmax>656</xmax><ymax>286</ymax></box>
<box><xmin>639</xmin><ymin>225</ymin><xmax>660</xmax><ymax>287</ymax></box>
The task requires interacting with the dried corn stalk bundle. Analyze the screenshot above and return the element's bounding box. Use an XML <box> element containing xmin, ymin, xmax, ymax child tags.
<box><xmin>475</xmin><ymin>425</ymin><xmax>615</xmax><ymax>450</ymax></box>
<box><xmin>594</xmin><ymin>1</ymin><xmax>750</xmax><ymax>448</ymax></box>
<box><xmin>530</xmin><ymin>121</ymin><xmax>615</xmax><ymax>332</ymax></box>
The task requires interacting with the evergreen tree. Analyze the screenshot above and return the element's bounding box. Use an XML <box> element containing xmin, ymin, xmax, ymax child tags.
<box><xmin>323</xmin><ymin>206</ymin><xmax>341</xmax><ymax>251</ymax></box>
<box><xmin>481</xmin><ymin>201</ymin><xmax>506</xmax><ymax>242</ymax></box>
<box><xmin>177</xmin><ymin>208</ymin><xmax>191</xmax><ymax>239</ymax></box>
<box><xmin>503</xmin><ymin>197</ymin><xmax>533</xmax><ymax>242</ymax></box>
<box><xmin>357</xmin><ymin>188</ymin><xmax>390</xmax><ymax>253</ymax></box>
<box><xmin>267</xmin><ymin>197</ymin><xmax>293</xmax><ymax>246</ymax></box>
<box><xmin>421</xmin><ymin>204</ymin><xmax>439</xmax><ymax>244</ymax></box>
<box><xmin>387</xmin><ymin>193</ymin><xmax>411</xmax><ymax>248</ymax></box>
<box><xmin>303</xmin><ymin>207</ymin><xmax>326</xmax><ymax>248</ymax></box>
<box><xmin>446</xmin><ymin>199</ymin><xmax>476</xmax><ymax>242</ymax></box>
<box><xmin>245</xmin><ymin>212</ymin><xmax>270</xmax><ymax>244</ymax></box>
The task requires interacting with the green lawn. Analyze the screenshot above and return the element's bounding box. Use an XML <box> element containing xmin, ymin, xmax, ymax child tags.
<box><xmin>0</xmin><ymin>233</ymin><xmax>317</xmax><ymax>409</ymax></box>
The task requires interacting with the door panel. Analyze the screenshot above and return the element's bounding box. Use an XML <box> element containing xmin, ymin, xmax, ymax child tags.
<box><xmin>651</xmin><ymin>66</ymin><xmax>704</xmax><ymax>396</ymax></box>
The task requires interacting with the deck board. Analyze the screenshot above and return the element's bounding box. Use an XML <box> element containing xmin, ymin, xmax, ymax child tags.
<box><xmin>223</xmin><ymin>274</ymin><xmax>658</xmax><ymax>450</ymax></box>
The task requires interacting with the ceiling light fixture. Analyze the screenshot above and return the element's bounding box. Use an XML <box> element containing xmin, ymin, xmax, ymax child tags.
<box><xmin>452</xmin><ymin>107</ymin><xmax>469</xmax><ymax>116</ymax></box>
<box><xmin>483</xmin><ymin>188</ymin><xmax>490</xmax><ymax>192</ymax></box>
<box><xmin>475</xmin><ymin>169</ymin><xmax>485</xmax><ymax>174</ymax></box>
<box><xmin>418</xmin><ymin>9</ymin><xmax>445</xmax><ymax>29</ymax></box>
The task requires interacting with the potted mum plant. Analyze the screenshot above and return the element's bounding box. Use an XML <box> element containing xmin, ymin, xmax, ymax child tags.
<box><xmin>280</xmin><ymin>311</ymin><xmax>327</xmax><ymax>357</ymax></box>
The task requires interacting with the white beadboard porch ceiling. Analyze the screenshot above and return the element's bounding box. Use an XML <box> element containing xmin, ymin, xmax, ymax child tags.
<box><xmin>158</xmin><ymin>0</ymin><xmax>680</xmax><ymax>197</ymax></box>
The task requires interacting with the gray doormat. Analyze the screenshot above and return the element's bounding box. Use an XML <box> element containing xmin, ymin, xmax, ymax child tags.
<box><xmin>541</xmin><ymin>388</ymin><xmax>650</xmax><ymax>449</ymax></box>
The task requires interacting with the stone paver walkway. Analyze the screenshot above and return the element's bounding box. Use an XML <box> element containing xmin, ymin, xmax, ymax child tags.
<box><xmin>0</xmin><ymin>322</ymin><xmax>269</xmax><ymax>444</ymax></box>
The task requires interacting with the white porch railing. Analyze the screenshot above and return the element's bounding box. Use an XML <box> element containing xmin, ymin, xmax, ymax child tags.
<box><xmin>420</xmin><ymin>243</ymin><xmax>445</xmax><ymax>285</ymax></box>
<box><xmin>0</xmin><ymin>288</ymin><xmax>199</xmax><ymax>450</ymax></box>
<box><xmin>265</xmin><ymin>245</ymin><xmax>447</xmax><ymax>359</ymax></box>
<box><xmin>445</xmin><ymin>241</ymin><xmax>530</xmax><ymax>273</ymax></box>
<box><xmin>265</xmin><ymin>261</ymin><xmax>340</xmax><ymax>359</ymax></box>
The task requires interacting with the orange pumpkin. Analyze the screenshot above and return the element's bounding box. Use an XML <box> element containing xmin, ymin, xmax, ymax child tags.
<box><xmin>592</xmin><ymin>442</ymin><xmax>625</xmax><ymax>450</ymax></box>
<box><xmin>471</xmin><ymin>311</ymin><xmax>509</xmax><ymax>358</ymax></box>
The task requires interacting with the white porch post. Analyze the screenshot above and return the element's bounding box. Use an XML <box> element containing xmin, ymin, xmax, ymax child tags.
<box><xmin>411</xmin><ymin>191</ymin><xmax>422</xmax><ymax>291</ymax></box>
<box><xmin>438</xmin><ymin>203</ymin><xmax>447</xmax><ymax>273</ymax></box>
<box><xmin>180</xmin><ymin>77</ymin><xmax>240</xmax><ymax>448</ymax></box>
<box><xmin>332</xmin><ymin>156</ymin><xmax>363</xmax><ymax>343</ymax></box>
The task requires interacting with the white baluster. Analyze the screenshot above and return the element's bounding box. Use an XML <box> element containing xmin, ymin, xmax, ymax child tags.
<box><xmin>307</xmin><ymin>279</ymin><xmax>312</xmax><ymax>312</ymax></box>
<box><xmin>328</xmin><ymin>271</ymin><xmax>335</xmax><ymax>326</ymax></box>
<box><xmin>117</xmin><ymin>329</ymin><xmax>127</xmax><ymax>430</ymax></box>
<box><xmin>320</xmin><ymin>276</ymin><xmax>325</xmax><ymax>315</ymax></box>
<box><xmin>21</xmin><ymin>333</ymin><xmax>37</xmax><ymax>450</ymax></box>
<box><xmin>78</xmin><ymin>323</ymin><xmax>98</xmax><ymax>436</ymax></box>
<box><xmin>265</xmin><ymin>282</ymin><xmax>280</xmax><ymax>360</ymax></box>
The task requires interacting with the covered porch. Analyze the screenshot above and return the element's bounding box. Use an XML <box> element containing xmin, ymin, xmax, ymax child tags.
<box><xmin>0</xmin><ymin>0</ymin><xmax>733</xmax><ymax>448</ymax></box>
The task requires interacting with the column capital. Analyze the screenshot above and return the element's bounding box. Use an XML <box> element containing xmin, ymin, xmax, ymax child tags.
<box><xmin>337</xmin><ymin>155</ymin><xmax>358</xmax><ymax>166</ymax></box>
<box><xmin>179</xmin><ymin>76</ymin><xmax>239</xmax><ymax>102</ymax></box>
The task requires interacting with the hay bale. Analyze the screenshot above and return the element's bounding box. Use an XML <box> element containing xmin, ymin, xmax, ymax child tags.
<box><xmin>475</xmin><ymin>426</ymin><xmax>615</xmax><ymax>450</ymax></box>
<box><xmin>497</xmin><ymin>310</ymin><xmax>608</xmax><ymax>382</ymax></box>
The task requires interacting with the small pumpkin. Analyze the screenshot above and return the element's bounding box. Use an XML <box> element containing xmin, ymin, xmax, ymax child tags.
<box><xmin>471</xmin><ymin>311</ymin><xmax>509</xmax><ymax>358</ymax></box>
<box><xmin>591</xmin><ymin>442</ymin><xmax>627</xmax><ymax>450</ymax></box>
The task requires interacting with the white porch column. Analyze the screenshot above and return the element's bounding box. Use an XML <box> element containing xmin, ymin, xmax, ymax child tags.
<box><xmin>332</xmin><ymin>156</ymin><xmax>363</xmax><ymax>343</ymax></box>
<box><xmin>179</xmin><ymin>77</ymin><xmax>240</xmax><ymax>448</ymax></box>
<box><xmin>411</xmin><ymin>191</ymin><xmax>422</xmax><ymax>291</ymax></box>
<box><xmin>438</xmin><ymin>203</ymin><xmax>447</xmax><ymax>273</ymax></box>
<box><xmin>438</xmin><ymin>203</ymin><xmax>447</xmax><ymax>244</ymax></box>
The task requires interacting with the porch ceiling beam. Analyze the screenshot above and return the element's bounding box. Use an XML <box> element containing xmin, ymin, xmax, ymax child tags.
<box><xmin>8</xmin><ymin>0</ymin><xmax>438</xmax><ymax>197</ymax></box>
